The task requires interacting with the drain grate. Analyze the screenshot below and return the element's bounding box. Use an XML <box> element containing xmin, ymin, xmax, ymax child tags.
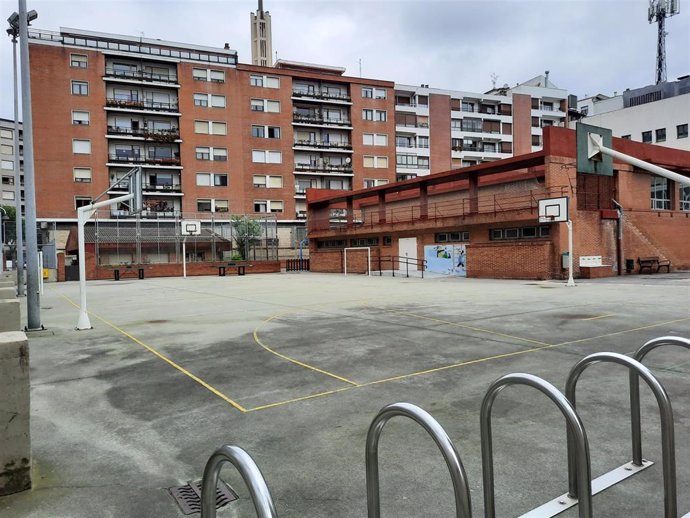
<box><xmin>169</xmin><ymin>479</ymin><xmax>238</xmax><ymax>515</ymax></box>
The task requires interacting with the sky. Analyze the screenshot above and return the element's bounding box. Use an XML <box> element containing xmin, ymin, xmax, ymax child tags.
<box><xmin>0</xmin><ymin>0</ymin><xmax>688</xmax><ymax>119</ymax></box>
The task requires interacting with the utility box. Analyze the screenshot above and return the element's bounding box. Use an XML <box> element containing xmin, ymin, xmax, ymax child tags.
<box><xmin>561</xmin><ymin>252</ymin><xmax>570</xmax><ymax>269</ymax></box>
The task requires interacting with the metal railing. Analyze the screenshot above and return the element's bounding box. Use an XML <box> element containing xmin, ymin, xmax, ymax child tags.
<box><xmin>104</xmin><ymin>67</ymin><xmax>178</xmax><ymax>84</ymax></box>
<box><xmin>107</xmin><ymin>154</ymin><xmax>180</xmax><ymax>166</ymax></box>
<box><xmin>201</xmin><ymin>445</ymin><xmax>277</xmax><ymax>518</ymax></box>
<box><xmin>293</xmin><ymin>139</ymin><xmax>352</xmax><ymax>150</ymax></box>
<box><xmin>292</xmin><ymin>114</ymin><xmax>351</xmax><ymax>126</ymax></box>
<box><xmin>292</xmin><ymin>89</ymin><xmax>351</xmax><ymax>102</ymax></box>
<box><xmin>366</xmin><ymin>402</ymin><xmax>472</xmax><ymax>518</ymax></box>
<box><xmin>565</xmin><ymin>352</ymin><xmax>677</xmax><ymax>518</ymax></box>
<box><xmin>105</xmin><ymin>98</ymin><xmax>179</xmax><ymax>112</ymax></box>
<box><xmin>295</xmin><ymin>162</ymin><xmax>353</xmax><ymax>173</ymax></box>
<box><xmin>107</xmin><ymin>126</ymin><xmax>180</xmax><ymax>140</ymax></box>
<box><xmin>481</xmin><ymin>373</ymin><xmax>592</xmax><ymax>518</ymax></box>
<box><xmin>376</xmin><ymin>255</ymin><xmax>427</xmax><ymax>278</ymax></box>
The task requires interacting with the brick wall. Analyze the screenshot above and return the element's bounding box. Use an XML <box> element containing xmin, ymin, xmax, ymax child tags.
<box><xmin>468</xmin><ymin>241</ymin><xmax>554</xmax><ymax>279</ymax></box>
<box><xmin>311</xmin><ymin>247</ymin><xmax>380</xmax><ymax>274</ymax></box>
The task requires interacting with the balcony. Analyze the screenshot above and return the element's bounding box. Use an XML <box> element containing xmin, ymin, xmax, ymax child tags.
<box><xmin>142</xmin><ymin>182</ymin><xmax>182</xmax><ymax>193</ymax></box>
<box><xmin>295</xmin><ymin>162</ymin><xmax>353</xmax><ymax>174</ymax></box>
<box><xmin>105</xmin><ymin>98</ymin><xmax>180</xmax><ymax>113</ymax></box>
<box><xmin>293</xmin><ymin>139</ymin><xmax>352</xmax><ymax>151</ymax></box>
<box><xmin>107</xmin><ymin>126</ymin><xmax>180</xmax><ymax>142</ymax></box>
<box><xmin>104</xmin><ymin>68</ymin><xmax>178</xmax><ymax>85</ymax></box>
<box><xmin>296</xmin><ymin>211</ymin><xmax>307</xmax><ymax>219</ymax></box>
<box><xmin>108</xmin><ymin>153</ymin><xmax>181</xmax><ymax>166</ymax></box>
<box><xmin>292</xmin><ymin>89</ymin><xmax>351</xmax><ymax>103</ymax></box>
<box><xmin>292</xmin><ymin>114</ymin><xmax>352</xmax><ymax>127</ymax></box>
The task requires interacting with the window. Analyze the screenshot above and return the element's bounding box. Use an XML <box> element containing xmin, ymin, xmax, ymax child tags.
<box><xmin>373</xmin><ymin>88</ymin><xmax>387</xmax><ymax>99</ymax></box>
<box><xmin>2</xmin><ymin>176</ymin><xmax>14</xmax><ymax>185</ymax></box>
<box><xmin>252</xmin><ymin>125</ymin><xmax>265</xmax><ymax>138</ymax></box>
<box><xmin>375</xmin><ymin>110</ymin><xmax>387</xmax><ymax>122</ymax></box>
<box><xmin>250</xmin><ymin>75</ymin><xmax>280</xmax><ymax>88</ymax></box>
<box><xmin>250</xmin><ymin>99</ymin><xmax>264</xmax><ymax>112</ymax></box>
<box><xmin>650</xmin><ymin>176</ymin><xmax>670</xmax><ymax>210</ymax></box>
<box><xmin>0</xmin><ymin>129</ymin><xmax>12</xmax><ymax>139</ymax></box>
<box><xmin>75</xmin><ymin>196</ymin><xmax>92</xmax><ymax>209</ymax></box>
<box><xmin>70</xmin><ymin>53</ymin><xmax>87</xmax><ymax>68</ymax></box>
<box><xmin>194</xmin><ymin>93</ymin><xmax>226</xmax><ymax>108</ymax></box>
<box><xmin>213</xmin><ymin>148</ymin><xmax>227</xmax><ymax>161</ymax></box>
<box><xmin>193</xmin><ymin>68</ymin><xmax>207</xmax><ymax>81</ymax></box>
<box><xmin>363</xmin><ymin>109</ymin><xmax>373</xmax><ymax>121</ymax></box>
<box><xmin>383</xmin><ymin>236</ymin><xmax>392</xmax><ymax>246</ymax></box>
<box><xmin>655</xmin><ymin>128</ymin><xmax>666</xmax><ymax>143</ymax></box>
<box><xmin>267</xmin><ymin>126</ymin><xmax>280</xmax><ymax>138</ymax></box>
<box><xmin>362</xmin><ymin>87</ymin><xmax>373</xmax><ymax>98</ymax></box>
<box><xmin>2</xmin><ymin>191</ymin><xmax>14</xmax><ymax>201</ymax></box>
<box><xmin>531</xmin><ymin>135</ymin><xmax>541</xmax><ymax>146</ymax></box>
<box><xmin>363</xmin><ymin>155</ymin><xmax>388</xmax><ymax>168</ymax></box>
<box><xmin>197</xmin><ymin>198</ymin><xmax>212</xmax><ymax>212</ymax></box>
<box><xmin>193</xmin><ymin>93</ymin><xmax>209</xmax><ymax>107</ymax></box>
<box><xmin>418</xmin><ymin>136</ymin><xmax>429</xmax><ymax>148</ymax></box>
<box><xmin>210</xmin><ymin>70</ymin><xmax>225</xmax><ymax>82</ymax></box>
<box><xmin>677</xmin><ymin>124</ymin><xmax>688</xmax><ymax>139</ymax></box>
<box><xmin>451</xmin><ymin>118</ymin><xmax>461</xmax><ymax>129</ymax></box>
<box><xmin>211</xmin><ymin>95</ymin><xmax>226</xmax><ymax>108</ymax></box>
<box><xmin>253</xmin><ymin>125</ymin><xmax>280</xmax><ymax>139</ymax></box>
<box><xmin>251</xmin><ymin>99</ymin><xmax>280</xmax><ymax>113</ymax></box>
<box><xmin>254</xmin><ymin>200</ymin><xmax>283</xmax><ymax>213</ymax></box>
<box><xmin>363</xmin><ymin>179</ymin><xmax>389</xmax><ymax>188</ymax></box>
<box><xmin>0</xmin><ymin>144</ymin><xmax>12</xmax><ymax>155</ymax></box>
<box><xmin>196</xmin><ymin>173</ymin><xmax>211</xmax><ymax>186</ymax></box>
<box><xmin>196</xmin><ymin>173</ymin><xmax>228</xmax><ymax>187</ymax></box>
<box><xmin>72</xmin><ymin>111</ymin><xmax>90</xmax><ymax>125</ymax></box>
<box><xmin>214</xmin><ymin>199</ymin><xmax>229</xmax><ymax>212</ymax></box>
<box><xmin>680</xmin><ymin>186</ymin><xmax>690</xmax><ymax>211</ymax></box>
<box><xmin>72</xmin><ymin>139</ymin><xmax>91</xmax><ymax>154</ymax></box>
<box><xmin>252</xmin><ymin>150</ymin><xmax>282</xmax><ymax>164</ymax></box>
<box><xmin>71</xmin><ymin>80</ymin><xmax>88</xmax><ymax>95</ymax></box>
<box><xmin>194</xmin><ymin>120</ymin><xmax>227</xmax><ymax>135</ymax></box>
<box><xmin>250</xmin><ymin>75</ymin><xmax>264</xmax><ymax>87</ymax></box>
<box><xmin>350</xmin><ymin>237</ymin><xmax>379</xmax><ymax>247</ymax></box>
<box><xmin>73</xmin><ymin>167</ymin><xmax>92</xmax><ymax>183</ymax></box>
<box><xmin>253</xmin><ymin>175</ymin><xmax>283</xmax><ymax>188</ymax></box>
<box><xmin>1</xmin><ymin>160</ymin><xmax>13</xmax><ymax>170</ymax></box>
<box><xmin>193</xmin><ymin>69</ymin><xmax>225</xmax><ymax>82</ymax></box>
<box><xmin>363</xmin><ymin>133</ymin><xmax>388</xmax><ymax>146</ymax></box>
<box><xmin>642</xmin><ymin>131</ymin><xmax>652</xmax><ymax>143</ymax></box>
<box><xmin>196</xmin><ymin>146</ymin><xmax>210</xmax><ymax>160</ymax></box>
<box><xmin>435</xmin><ymin>231</ymin><xmax>469</xmax><ymax>243</ymax></box>
<box><xmin>621</xmin><ymin>135</ymin><xmax>631</xmax><ymax>140</ymax></box>
<box><xmin>489</xmin><ymin>226</ymin><xmax>549</xmax><ymax>240</ymax></box>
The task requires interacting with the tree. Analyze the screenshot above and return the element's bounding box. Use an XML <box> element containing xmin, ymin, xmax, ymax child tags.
<box><xmin>1</xmin><ymin>205</ymin><xmax>18</xmax><ymax>264</ymax></box>
<box><xmin>230</xmin><ymin>215</ymin><xmax>263</xmax><ymax>260</ymax></box>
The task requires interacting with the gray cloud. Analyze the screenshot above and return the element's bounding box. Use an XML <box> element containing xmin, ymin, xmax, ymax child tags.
<box><xmin>1</xmin><ymin>0</ymin><xmax>688</xmax><ymax>119</ymax></box>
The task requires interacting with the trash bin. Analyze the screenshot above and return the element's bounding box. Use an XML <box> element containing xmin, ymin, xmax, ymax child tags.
<box><xmin>561</xmin><ymin>252</ymin><xmax>570</xmax><ymax>269</ymax></box>
<box><xmin>625</xmin><ymin>259</ymin><xmax>635</xmax><ymax>273</ymax></box>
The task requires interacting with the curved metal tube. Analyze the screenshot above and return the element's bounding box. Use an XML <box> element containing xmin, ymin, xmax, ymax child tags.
<box><xmin>201</xmin><ymin>445</ymin><xmax>278</xmax><ymax>518</ymax></box>
<box><xmin>565</xmin><ymin>352</ymin><xmax>676</xmax><ymax>518</ymax></box>
<box><xmin>481</xmin><ymin>373</ymin><xmax>592</xmax><ymax>518</ymax></box>
<box><xmin>366</xmin><ymin>402</ymin><xmax>472</xmax><ymax>518</ymax></box>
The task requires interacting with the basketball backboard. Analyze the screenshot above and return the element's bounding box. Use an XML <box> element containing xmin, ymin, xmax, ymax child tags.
<box><xmin>538</xmin><ymin>196</ymin><xmax>569</xmax><ymax>223</ymax></box>
<box><xmin>576</xmin><ymin>122</ymin><xmax>613</xmax><ymax>176</ymax></box>
<box><xmin>181</xmin><ymin>220</ymin><xmax>202</xmax><ymax>236</ymax></box>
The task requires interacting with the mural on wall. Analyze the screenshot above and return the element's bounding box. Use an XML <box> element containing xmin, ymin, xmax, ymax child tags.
<box><xmin>424</xmin><ymin>244</ymin><xmax>466</xmax><ymax>276</ymax></box>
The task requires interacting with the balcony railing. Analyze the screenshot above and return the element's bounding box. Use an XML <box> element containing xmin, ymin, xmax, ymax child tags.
<box><xmin>106</xmin><ymin>98</ymin><xmax>179</xmax><ymax>112</ymax></box>
<box><xmin>292</xmin><ymin>114</ymin><xmax>352</xmax><ymax>126</ymax></box>
<box><xmin>395</xmin><ymin>122</ymin><xmax>429</xmax><ymax>128</ymax></box>
<box><xmin>107</xmin><ymin>126</ymin><xmax>180</xmax><ymax>141</ymax></box>
<box><xmin>108</xmin><ymin>154</ymin><xmax>181</xmax><ymax>166</ymax></box>
<box><xmin>293</xmin><ymin>139</ymin><xmax>352</xmax><ymax>150</ymax></box>
<box><xmin>142</xmin><ymin>182</ymin><xmax>182</xmax><ymax>192</ymax></box>
<box><xmin>104</xmin><ymin>68</ymin><xmax>178</xmax><ymax>84</ymax></box>
<box><xmin>295</xmin><ymin>162</ymin><xmax>353</xmax><ymax>173</ymax></box>
<box><xmin>292</xmin><ymin>89</ymin><xmax>351</xmax><ymax>102</ymax></box>
<box><xmin>395</xmin><ymin>101</ymin><xmax>417</xmax><ymax>107</ymax></box>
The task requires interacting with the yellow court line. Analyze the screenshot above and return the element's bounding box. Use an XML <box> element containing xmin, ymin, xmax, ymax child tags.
<box><xmin>246</xmin><ymin>386</ymin><xmax>355</xmax><ymax>412</ymax></box>
<box><xmin>554</xmin><ymin>317</ymin><xmax>690</xmax><ymax>347</ymax></box>
<box><xmin>580</xmin><ymin>314</ymin><xmax>614</xmax><ymax>321</ymax></box>
<box><xmin>59</xmin><ymin>294</ymin><xmax>248</xmax><ymax>413</ymax></box>
<box><xmin>253</xmin><ymin>312</ymin><xmax>359</xmax><ymax>386</ymax></box>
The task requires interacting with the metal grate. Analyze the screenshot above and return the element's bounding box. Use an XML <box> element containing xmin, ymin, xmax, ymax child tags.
<box><xmin>168</xmin><ymin>479</ymin><xmax>238</xmax><ymax>515</ymax></box>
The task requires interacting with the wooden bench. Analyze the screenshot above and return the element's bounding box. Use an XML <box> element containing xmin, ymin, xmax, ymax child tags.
<box><xmin>217</xmin><ymin>263</ymin><xmax>246</xmax><ymax>276</ymax></box>
<box><xmin>637</xmin><ymin>256</ymin><xmax>671</xmax><ymax>274</ymax></box>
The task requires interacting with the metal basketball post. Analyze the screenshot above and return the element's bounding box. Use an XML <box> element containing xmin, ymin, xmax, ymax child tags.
<box><xmin>566</xmin><ymin>220</ymin><xmax>575</xmax><ymax>287</ymax></box>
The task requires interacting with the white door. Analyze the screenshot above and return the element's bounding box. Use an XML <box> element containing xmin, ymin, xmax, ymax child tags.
<box><xmin>398</xmin><ymin>237</ymin><xmax>418</xmax><ymax>272</ymax></box>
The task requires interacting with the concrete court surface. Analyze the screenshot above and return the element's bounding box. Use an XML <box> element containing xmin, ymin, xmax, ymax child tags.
<box><xmin>1</xmin><ymin>271</ymin><xmax>689</xmax><ymax>518</ymax></box>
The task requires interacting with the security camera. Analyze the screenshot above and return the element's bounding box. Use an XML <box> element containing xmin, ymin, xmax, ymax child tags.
<box><xmin>7</xmin><ymin>12</ymin><xmax>19</xmax><ymax>27</ymax></box>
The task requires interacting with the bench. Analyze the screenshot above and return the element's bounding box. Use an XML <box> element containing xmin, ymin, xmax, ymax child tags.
<box><xmin>114</xmin><ymin>266</ymin><xmax>144</xmax><ymax>280</ymax></box>
<box><xmin>217</xmin><ymin>263</ymin><xmax>246</xmax><ymax>276</ymax></box>
<box><xmin>637</xmin><ymin>256</ymin><xmax>671</xmax><ymax>274</ymax></box>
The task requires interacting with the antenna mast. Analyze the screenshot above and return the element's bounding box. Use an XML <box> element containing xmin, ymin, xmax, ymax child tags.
<box><xmin>648</xmin><ymin>0</ymin><xmax>680</xmax><ymax>84</ymax></box>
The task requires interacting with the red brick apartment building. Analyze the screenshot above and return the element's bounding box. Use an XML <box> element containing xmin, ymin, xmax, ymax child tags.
<box><xmin>27</xmin><ymin>27</ymin><xmax>396</xmax><ymax>253</ymax></box>
<box><xmin>307</xmin><ymin>127</ymin><xmax>690</xmax><ymax>280</ymax></box>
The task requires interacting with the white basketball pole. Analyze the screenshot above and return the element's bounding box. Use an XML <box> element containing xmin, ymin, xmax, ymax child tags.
<box><xmin>182</xmin><ymin>237</ymin><xmax>187</xmax><ymax>278</ymax></box>
<box><xmin>566</xmin><ymin>220</ymin><xmax>575</xmax><ymax>287</ymax></box>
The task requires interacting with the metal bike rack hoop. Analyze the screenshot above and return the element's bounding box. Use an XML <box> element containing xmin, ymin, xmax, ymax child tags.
<box><xmin>366</xmin><ymin>402</ymin><xmax>472</xmax><ymax>518</ymax></box>
<box><xmin>201</xmin><ymin>445</ymin><xmax>278</xmax><ymax>518</ymax></box>
<box><xmin>480</xmin><ymin>373</ymin><xmax>592</xmax><ymax>518</ymax></box>
<box><xmin>565</xmin><ymin>352</ymin><xmax>677</xmax><ymax>518</ymax></box>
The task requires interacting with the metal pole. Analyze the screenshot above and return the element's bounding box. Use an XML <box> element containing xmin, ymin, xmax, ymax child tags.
<box><xmin>37</xmin><ymin>249</ymin><xmax>43</xmax><ymax>294</ymax></box>
<box><xmin>0</xmin><ymin>208</ymin><xmax>5</xmax><ymax>272</ymax></box>
<box><xmin>567</xmin><ymin>220</ymin><xmax>574</xmax><ymax>284</ymax></box>
<box><xmin>366</xmin><ymin>402</ymin><xmax>472</xmax><ymax>518</ymax></box>
<box><xmin>11</xmin><ymin>32</ymin><xmax>24</xmax><ymax>294</ymax></box>
<box><xmin>18</xmin><ymin>0</ymin><xmax>40</xmax><ymax>329</ymax></box>
<box><xmin>565</xmin><ymin>352</ymin><xmax>677</xmax><ymax>518</ymax></box>
<box><xmin>182</xmin><ymin>237</ymin><xmax>187</xmax><ymax>278</ymax></box>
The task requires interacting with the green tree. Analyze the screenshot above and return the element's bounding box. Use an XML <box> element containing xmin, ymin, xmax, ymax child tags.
<box><xmin>1</xmin><ymin>205</ymin><xmax>18</xmax><ymax>263</ymax></box>
<box><xmin>230</xmin><ymin>215</ymin><xmax>263</xmax><ymax>260</ymax></box>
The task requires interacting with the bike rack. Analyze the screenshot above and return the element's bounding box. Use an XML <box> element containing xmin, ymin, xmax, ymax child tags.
<box><xmin>480</xmin><ymin>373</ymin><xmax>593</xmax><ymax>518</ymax></box>
<box><xmin>632</xmin><ymin>336</ymin><xmax>690</xmax><ymax>518</ymax></box>
<box><xmin>565</xmin><ymin>352</ymin><xmax>677</xmax><ymax>518</ymax></box>
<box><xmin>366</xmin><ymin>402</ymin><xmax>472</xmax><ymax>518</ymax></box>
<box><xmin>201</xmin><ymin>444</ymin><xmax>278</xmax><ymax>518</ymax></box>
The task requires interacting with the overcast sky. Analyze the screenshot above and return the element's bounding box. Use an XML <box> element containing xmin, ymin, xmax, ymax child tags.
<box><xmin>0</xmin><ymin>0</ymin><xmax>688</xmax><ymax>119</ymax></box>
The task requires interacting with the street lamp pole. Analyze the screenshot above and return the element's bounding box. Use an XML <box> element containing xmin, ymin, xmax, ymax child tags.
<box><xmin>7</xmin><ymin>21</ymin><xmax>25</xmax><ymax>295</ymax></box>
<box><xmin>0</xmin><ymin>207</ymin><xmax>5</xmax><ymax>273</ymax></box>
<box><xmin>16</xmin><ymin>0</ymin><xmax>41</xmax><ymax>329</ymax></box>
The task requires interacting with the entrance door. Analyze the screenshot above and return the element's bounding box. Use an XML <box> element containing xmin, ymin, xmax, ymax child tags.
<box><xmin>398</xmin><ymin>237</ymin><xmax>418</xmax><ymax>272</ymax></box>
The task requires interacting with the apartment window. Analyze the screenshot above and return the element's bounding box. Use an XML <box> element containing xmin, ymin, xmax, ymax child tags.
<box><xmin>363</xmin><ymin>155</ymin><xmax>388</xmax><ymax>168</ymax></box>
<box><xmin>490</xmin><ymin>226</ymin><xmax>549</xmax><ymax>241</ymax></box>
<box><xmin>418</xmin><ymin>157</ymin><xmax>429</xmax><ymax>168</ymax></box>
<box><xmin>251</xmin><ymin>99</ymin><xmax>280</xmax><ymax>113</ymax></box>
<box><xmin>461</xmin><ymin>101</ymin><xmax>475</xmax><ymax>113</ymax></box>
<box><xmin>363</xmin><ymin>109</ymin><xmax>373</xmax><ymax>121</ymax></box>
<box><xmin>250</xmin><ymin>75</ymin><xmax>280</xmax><ymax>88</ymax></box>
<box><xmin>195</xmin><ymin>146</ymin><xmax>210</xmax><ymax>160</ymax></box>
<box><xmin>363</xmin><ymin>179</ymin><xmax>389</xmax><ymax>188</ymax></box>
<box><xmin>531</xmin><ymin>135</ymin><xmax>541</xmax><ymax>146</ymax></box>
<box><xmin>196</xmin><ymin>173</ymin><xmax>228</xmax><ymax>187</ymax></box>
<box><xmin>213</xmin><ymin>148</ymin><xmax>227</xmax><ymax>161</ymax></box>
<box><xmin>253</xmin><ymin>125</ymin><xmax>280</xmax><ymax>139</ymax></box>
<box><xmin>73</xmin><ymin>167</ymin><xmax>92</xmax><ymax>183</ymax></box>
<box><xmin>2</xmin><ymin>191</ymin><xmax>14</xmax><ymax>201</ymax></box>
<box><xmin>214</xmin><ymin>199</ymin><xmax>229</xmax><ymax>212</ymax></box>
<box><xmin>362</xmin><ymin>87</ymin><xmax>373</xmax><ymax>98</ymax></box>
<box><xmin>250</xmin><ymin>75</ymin><xmax>264</xmax><ymax>87</ymax></box>
<box><xmin>435</xmin><ymin>231</ymin><xmax>470</xmax><ymax>243</ymax></box>
<box><xmin>252</xmin><ymin>150</ymin><xmax>282</xmax><ymax>164</ymax></box>
<box><xmin>418</xmin><ymin>136</ymin><xmax>429</xmax><ymax>148</ymax></box>
<box><xmin>197</xmin><ymin>199</ymin><xmax>212</xmax><ymax>212</ymax></box>
<box><xmin>193</xmin><ymin>68</ymin><xmax>207</xmax><ymax>81</ymax></box>
<box><xmin>621</xmin><ymin>135</ymin><xmax>631</xmax><ymax>140</ymax></box>
<box><xmin>75</xmin><ymin>196</ymin><xmax>92</xmax><ymax>209</ymax></box>
<box><xmin>0</xmin><ymin>129</ymin><xmax>12</xmax><ymax>139</ymax></box>
<box><xmin>363</xmin><ymin>133</ymin><xmax>388</xmax><ymax>146</ymax></box>
<box><xmin>373</xmin><ymin>88</ymin><xmax>387</xmax><ymax>99</ymax></box>
<box><xmin>396</xmin><ymin>154</ymin><xmax>417</xmax><ymax>168</ymax></box>
<box><xmin>72</xmin><ymin>139</ymin><xmax>91</xmax><ymax>154</ymax></box>
<box><xmin>194</xmin><ymin>120</ymin><xmax>227</xmax><ymax>135</ymax></box>
<box><xmin>193</xmin><ymin>69</ymin><xmax>225</xmax><ymax>82</ymax></box>
<box><xmin>677</xmin><ymin>124</ymin><xmax>688</xmax><ymax>139</ymax></box>
<box><xmin>72</xmin><ymin>110</ymin><xmax>90</xmax><ymax>125</ymax></box>
<box><xmin>71</xmin><ymin>80</ymin><xmax>88</xmax><ymax>96</ymax></box>
<box><xmin>1</xmin><ymin>160</ymin><xmax>14</xmax><ymax>170</ymax></box>
<box><xmin>209</xmin><ymin>70</ymin><xmax>225</xmax><ymax>82</ymax></box>
<box><xmin>650</xmin><ymin>176</ymin><xmax>670</xmax><ymax>210</ymax></box>
<box><xmin>642</xmin><ymin>131</ymin><xmax>652</xmax><ymax>144</ymax></box>
<box><xmin>254</xmin><ymin>200</ymin><xmax>283</xmax><ymax>213</ymax></box>
<box><xmin>251</xmin><ymin>125</ymin><xmax>265</xmax><ymax>138</ymax></box>
<box><xmin>655</xmin><ymin>128</ymin><xmax>666</xmax><ymax>143</ymax></box>
<box><xmin>680</xmin><ymin>186</ymin><xmax>690</xmax><ymax>211</ymax></box>
<box><xmin>0</xmin><ymin>144</ymin><xmax>12</xmax><ymax>155</ymax></box>
<box><xmin>253</xmin><ymin>175</ymin><xmax>283</xmax><ymax>188</ymax></box>
<box><xmin>376</xmin><ymin>110</ymin><xmax>387</xmax><ymax>122</ymax></box>
<box><xmin>193</xmin><ymin>93</ymin><xmax>209</xmax><ymax>107</ymax></box>
<box><xmin>451</xmin><ymin>118</ymin><xmax>461</xmax><ymax>129</ymax></box>
<box><xmin>70</xmin><ymin>53</ymin><xmax>87</xmax><ymax>68</ymax></box>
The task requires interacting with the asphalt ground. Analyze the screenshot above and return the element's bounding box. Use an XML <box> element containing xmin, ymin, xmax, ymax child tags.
<box><xmin>1</xmin><ymin>271</ymin><xmax>689</xmax><ymax>518</ymax></box>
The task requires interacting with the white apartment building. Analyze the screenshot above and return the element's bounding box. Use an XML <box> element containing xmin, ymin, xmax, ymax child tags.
<box><xmin>0</xmin><ymin>118</ymin><xmax>24</xmax><ymax>211</ymax></box>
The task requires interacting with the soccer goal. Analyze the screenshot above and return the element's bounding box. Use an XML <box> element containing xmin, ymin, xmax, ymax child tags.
<box><xmin>343</xmin><ymin>247</ymin><xmax>371</xmax><ymax>276</ymax></box>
